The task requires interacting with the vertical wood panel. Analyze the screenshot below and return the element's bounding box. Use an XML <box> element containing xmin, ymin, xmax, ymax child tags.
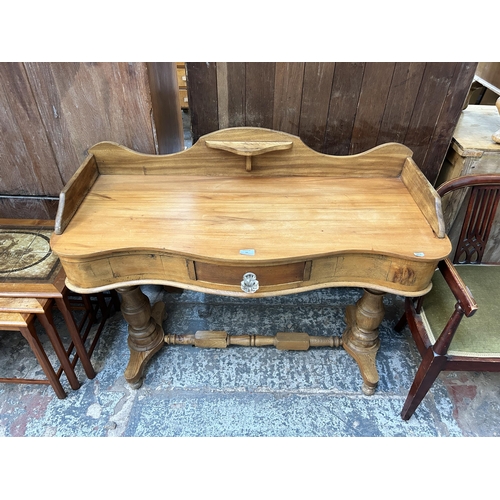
<box><xmin>324</xmin><ymin>62</ymin><xmax>365</xmax><ymax>155</ymax></box>
<box><xmin>245</xmin><ymin>62</ymin><xmax>275</xmax><ymax>128</ymax></box>
<box><xmin>24</xmin><ymin>62</ymin><xmax>157</xmax><ymax>183</ymax></box>
<box><xmin>0</xmin><ymin>63</ymin><xmax>63</xmax><ymax>196</ymax></box>
<box><xmin>180</xmin><ymin>62</ymin><xmax>478</xmax><ymax>183</ymax></box>
<box><xmin>217</xmin><ymin>62</ymin><xmax>246</xmax><ymax>128</ymax></box>
<box><xmin>216</xmin><ymin>62</ymin><xmax>229</xmax><ymax>129</ymax></box>
<box><xmin>146</xmin><ymin>62</ymin><xmax>184</xmax><ymax>154</ymax></box>
<box><xmin>350</xmin><ymin>62</ymin><xmax>396</xmax><ymax>154</ymax></box>
<box><xmin>227</xmin><ymin>63</ymin><xmax>246</xmax><ymax>127</ymax></box>
<box><xmin>403</xmin><ymin>62</ymin><xmax>458</xmax><ymax>175</ymax></box>
<box><xmin>423</xmin><ymin>62</ymin><xmax>478</xmax><ymax>184</ymax></box>
<box><xmin>273</xmin><ymin>62</ymin><xmax>305</xmax><ymax>135</ymax></box>
<box><xmin>299</xmin><ymin>62</ymin><xmax>335</xmax><ymax>152</ymax></box>
<box><xmin>186</xmin><ymin>62</ymin><xmax>219</xmax><ymax>142</ymax></box>
<box><xmin>377</xmin><ymin>62</ymin><xmax>426</xmax><ymax>145</ymax></box>
<box><xmin>475</xmin><ymin>62</ymin><xmax>500</xmax><ymax>91</ymax></box>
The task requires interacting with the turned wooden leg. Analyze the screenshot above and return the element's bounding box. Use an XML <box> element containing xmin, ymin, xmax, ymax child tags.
<box><xmin>342</xmin><ymin>288</ymin><xmax>385</xmax><ymax>396</ymax></box>
<box><xmin>116</xmin><ymin>286</ymin><xmax>165</xmax><ymax>389</ymax></box>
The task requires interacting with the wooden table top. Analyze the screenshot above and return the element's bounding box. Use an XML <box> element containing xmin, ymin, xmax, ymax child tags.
<box><xmin>49</xmin><ymin>127</ymin><xmax>452</xmax><ymax>296</ymax></box>
<box><xmin>51</xmin><ymin>173</ymin><xmax>450</xmax><ymax>264</ymax></box>
<box><xmin>0</xmin><ymin>220</ymin><xmax>64</xmax><ymax>297</ymax></box>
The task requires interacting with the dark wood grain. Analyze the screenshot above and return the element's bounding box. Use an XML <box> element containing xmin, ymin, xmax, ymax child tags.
<box><xmin>245</xmin><ymin>62</ymin><xmax>275</xmax><ymax>129</ymax></box>
<box><xmin>227</xmin><ymin>63</ymin><xmax>246</xmax><ymax>127</ymax></box>
<box><xmin>0</xmin><ymin>62</ymin><xmax>63</xmax><ymax>196</ymax></box>
<box><xmin>324</xmin><ymin>63</ymin><xmax>365</xmax><ymax>155</ymax></box>
<box><xmin>186</xmin><ymin>62</ymin><xmax>219</xmax><ymax>142</ymax></box>
<box><xmin>423</xmin><ymin>62</ymin><xmax>478</xmax><ymax>184</ymax></box>
<box><xmin>402</xmin><ymin>62</ymin><xmax>458</xmax><ymax>178</ymax></box>
<box><xmin>146</xmin><ymin>62</ymin><xmax>184</xmax><ymax>154</ymax></box>
<box><xmin>185</xmin><ymin>62</ymin><xmax>477</xmax><ymax>183</ymax></box>
<box><xmin>475</xmin><ymin>62</ymin><xmax>500</xmax><ymax>92</ymax></box>
<box><xmin>377</xmin><ymin>62</ymin><xmax>426</xmax><ymax>145</ymax></box>
<box><xmin>273</xmin><ymin>62</ymin><xmax>305</xmax><ymax>135</ymax></box>
<box><xmin>0</xmin><ymin>197</ymin><xmax>58</xmax><ymax>220</ymax></box>
<box><xmin>299</xmin><ymin>62</ymin><xmax>335</xmax><ymax>152</ymax></box>
<box><xmin>350</xmin><ymin>62</ymin><xmax>396</xmax><ymax>154</ymax></box>
<box><xmin>217</xmin><ymin>62</ymin><xmax>246</xmax><ymax>128</ymax></box>
<box><xmin>24</xmin><ymin>63</ymin><xmax>157</xmax><ymax>184</ymax></box>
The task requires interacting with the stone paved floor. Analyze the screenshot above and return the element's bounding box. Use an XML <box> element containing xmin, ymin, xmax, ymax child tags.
<box><xmin>2</xmin><ymin>285</ymin><xmax>499</xmax><ymax>438</ymax></box>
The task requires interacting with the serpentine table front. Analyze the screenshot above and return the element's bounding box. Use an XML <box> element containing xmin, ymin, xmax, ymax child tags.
<box><xmin>50</xmin><ymin>127</ymin><xmax>451</xmax><ymax>395</ymax></box>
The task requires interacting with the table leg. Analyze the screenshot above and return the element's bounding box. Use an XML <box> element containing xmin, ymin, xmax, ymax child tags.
<box><xmin>116</xmin><ymin>286</ymin><xmax>165</xmax><ymax>388</ymax></box>
<box><xmin>342</xmin><ymin>288</ymin><xmax>385</xmax><ymax>396</ymax></box>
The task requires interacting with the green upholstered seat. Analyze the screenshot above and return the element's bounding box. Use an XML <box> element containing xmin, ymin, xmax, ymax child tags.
<box><xmin>421</xmin><ymin>265</ymin><xmax>500</xmax><ymax>357</ymax></box>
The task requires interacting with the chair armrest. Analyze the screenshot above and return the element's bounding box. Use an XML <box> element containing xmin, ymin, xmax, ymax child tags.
<box><xmin>437</xmin><ymin>174</ymin><xmax>500</xmax><ymax>197</ymax></box>
<box><xmin>437</xmin><ymin>258</ymin><xmax>478</xmax><ymax>317</ymax></box>
<box><xmin>427</xmin><ymin>258</ymin><xmax>479</xmax><ymax>356</ymax></box>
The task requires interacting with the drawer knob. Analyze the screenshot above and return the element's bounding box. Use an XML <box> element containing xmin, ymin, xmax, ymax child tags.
<box><xmin>241</xmin><ymin>272</ymin><xmax>259</xmax><ymax>293</ymax></box>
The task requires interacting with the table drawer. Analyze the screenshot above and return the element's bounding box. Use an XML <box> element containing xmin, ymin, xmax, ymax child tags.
<box><xmin>189</xmin><ymin>260</ymin><xmax>311</xmax><ymax>288</ymax></box>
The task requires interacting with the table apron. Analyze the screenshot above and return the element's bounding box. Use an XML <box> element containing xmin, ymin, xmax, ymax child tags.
<box><xmin>58</xmin><ymin>251</ymin><xmax>438</xmax><ymax>297</ymax></box>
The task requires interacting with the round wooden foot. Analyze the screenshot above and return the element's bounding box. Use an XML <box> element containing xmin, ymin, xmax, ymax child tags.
<box><xmin>124</xmin><ymin>341</ymin><xmax>164</xmax><ymax>388</ymax></box>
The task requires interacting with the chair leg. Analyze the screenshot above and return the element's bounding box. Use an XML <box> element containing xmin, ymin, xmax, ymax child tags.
<box><xmin>55</xmin><ymin>295</ymin><xmax>96</xmax><ymax>379</ymax></box>
<box><xmin>36</xmin><ymin>306</ymin><xmax>81</xmax><ymax>391</ymax></box>
<box><xmin>401</xmin><ymin>347</ymin><xmax>447</xmax><ymax>420</ymax></box>
<box><xmin>394</xmin><ymin>312</ymin><xmax>407</xmax><ymax>332</ymax></box>
<box><xmin>19</xmin><ymin>322</ymin><xmax>67</xmax><ymax>399</ymax></box>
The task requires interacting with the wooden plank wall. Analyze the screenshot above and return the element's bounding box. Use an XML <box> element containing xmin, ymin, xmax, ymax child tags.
<box><xmin>0</xmin><ymin>62</ymin><xmax>182</xmax><ymax>219</ymax></box>
<box><xmin>475</xmin><ymin>62</ymin><xmax>500</xmax><ymax>93</ymax></box>
<box><xmin>187</xmin><ymin>62</ymin><xmax>477</xmax><ymax>183</ymax></box>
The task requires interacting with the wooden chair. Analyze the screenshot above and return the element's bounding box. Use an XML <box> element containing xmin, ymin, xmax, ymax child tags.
<box><xmin>396</xmin><ymin>173</ymin><xmax>500</xmax><ymax>420</ymax></box>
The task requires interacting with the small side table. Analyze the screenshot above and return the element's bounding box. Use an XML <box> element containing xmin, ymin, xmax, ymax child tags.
<box><xmin>0</xmin><ymin>297</ymin><xmax>78</xmax><ymax>398</ymax></box>
<box><xmin>0</xmin><ymin>219</ymin><xmax>116</xmax><ymax>393</ymax></box>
